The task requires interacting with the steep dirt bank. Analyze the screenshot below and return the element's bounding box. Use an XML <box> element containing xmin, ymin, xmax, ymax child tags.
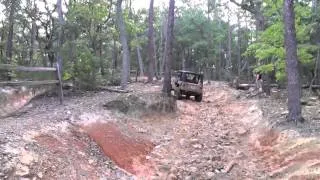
<box><xmin>0</xmin><ymin>86</ymin><xmax>53</xmax><ymax>118</ymax></box>
<box><xmin>247</xmin><ymin>95</ymin><xmax>320</xmax><ymax>179</ymax></box>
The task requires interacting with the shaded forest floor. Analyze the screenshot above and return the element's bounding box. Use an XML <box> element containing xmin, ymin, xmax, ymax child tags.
<box><xmin>1</xmin><ymin>81</ymin><xmax>320</xmax><ymax>179</ymax></box>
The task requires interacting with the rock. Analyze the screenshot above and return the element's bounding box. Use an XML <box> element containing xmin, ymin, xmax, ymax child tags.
<box><xmin>159</xmin><ymin>164</ymin><xmax>171</xmax><ymax>172</ymax></box>
<box><xmin>138</xmin><ymin>128</ymin><xmax>148</xmax><ymax>133</ymax></box>
<box><xmin>15</xmin><ymin>164</ymin><xmax>30</xmax><ymax>176</ymax></box>
<box><xmin>103</xmin><ymin>93</ymin><xmax>177</xmax><ymax>115</ymax></box>
<box><xmin>236</xmin><ymin>151</ymin><xmax>245</xmax><ymax>158</ymax></box>
<box><xmin>185</xmin><ymin>176</ymin><xmax>193</xmax><ymax>180</ymax></box>
<box><xmin>192</xmin><ymin>143</ymin><xmax>203</xmax><ymax>149</ymax></box>
<box><xmin>215</xmin><ymin>169</ymin><xmax>221</xmax><ymax>173</ymax></box>
<box><xmin>88</xmin><ymin>159</ymin><xmax>94</xmax><ymax>164</ymax></box>
<box><xmin>190</xmin><ymin>139</ymin><xmax>199</xmax><ymax>144</ymax></box>
<box><xmin>167</xmin><ymin>173</ymin><xmax>177</xmax><ymax>180</ymax></box>
<box><xmin>190</xmin><ymin>166</ymin><xmax>198</xmax><ymax>173</ymax></box>
<box><xmin>150</xmin><ymin>176</ymin><xmax>160</xmax><ymax>180</ymax></box>
<box><xmin>179</xmin><ymin>138</ymin><xmax>187</xmax><ymax>147</ymax></box>
<box><xmin>301</xmin><ymin>98</ymin><xmax>315</xmax><ymax>106</ymax></box>
<box><xmin>237</xmin><ymin>127</ymin><xmax>248</xmax><ymax>135</ymax></box>
<box><xmin>170</xmin><ymin>167</ymin><xmax>178</xmax><ymax>174</ymax></box>
<box><xmin>309</xmin><ymin>97</ymin><xmax>318</xmax><ymax>102</ymax></box>
<box><xmin>37</xmin><ymin>172</ymin><xmax>43</xmax><ymax>178</ymax></box>
<box><xmin>19</xmin><ymin>150</ymin><xmax>36</xmax><ymax>165</ymax></box>
<box><xmin>206</xmin><ymin>172</ymin><xmax>215</xmax><ymax>179</ymax></box>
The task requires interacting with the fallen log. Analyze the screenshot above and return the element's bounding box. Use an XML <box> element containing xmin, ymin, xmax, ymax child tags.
<box><xmin>237</xmin><ymin>83</ymin><xmax>279</xmax><ymax>88</ymax></box>
<box><xmin>236</xmin><ymin>83</ymin><xmax>320</xmax><ymax>89</ymax></box>
<box><xmin>97</xmin><ymin>86</ymin><xmax>131</xmax><ymax>93</ymax></box>
<box><xmin>302</xmin><ymin>84</ymin><xmax>320</xmax><ymax>89</ymax></box>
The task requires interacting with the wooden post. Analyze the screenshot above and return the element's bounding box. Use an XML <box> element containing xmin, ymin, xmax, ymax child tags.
<box><xmin>56</xmin><ymin>63</ymin><xmax>64</xmax><ymax>104</ymax></box>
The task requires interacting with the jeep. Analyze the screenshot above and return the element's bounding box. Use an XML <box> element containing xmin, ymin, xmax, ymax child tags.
<box><xmin>172</xmin><ymin>70</ymin><xmax>203</xmax><ymax>102</ymax></box>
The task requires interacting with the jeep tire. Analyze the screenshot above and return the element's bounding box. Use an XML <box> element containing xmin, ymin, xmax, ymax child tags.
<box><xmin>186</xmin><ymin>94</ymin><xmax>190</xmax><ymax>99</ymax></box>
<box><xmin>175</xmin><ymin>90</ymin><xmax>182</xmax><ymax>100</ymax></box>
<box><xmin>195</xmin><ymin>94</ymin><xmax>202</xmax><ymax>102</ymax></box>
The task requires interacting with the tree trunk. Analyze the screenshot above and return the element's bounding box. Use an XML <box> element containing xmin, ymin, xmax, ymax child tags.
<box><xmin>116</xmin><ymin>0</ymin><xmax>130</xmax><ymax>89</ymax></box>
<box><xmin>56</xmin><ymin>0</ymin><xmax>65</xmax><ymax>104</ymax></box>
<box><xmin>69</xmin><ymin>32</ymin><xmax>76</xmax><ymax>82</ymax></box>
<box><xmin>99</xmin><ymin>42</ymin><xmax>104</xmax><ymax>76</ymax></box>
<box><xmin>237</xmin><ymin>12</ymin><xmax>241</xmax><ymax>77</ymax></box>
<box><xmin>29</xmin><ymin>20</ymin><xmax>36</xmax><ymax>65</ymax></box>
<box><xmin>147</xmin><ymin>0</ymin><xmax>155</xmax><ymax>82</ymax></box>
<box><xmin>0</xmin><ymin>22</ymin><xmax>4</xmax><ymax>63</ymax></box>
<box><xmin>160</xmin><ymin>15</ymin><xmax>167</xmax><ymax>75</ymax></box>
<box><xmin>5</xmin><ymin>0</ymin><xmax>16</xmax><ymax>80</ymax></box>
<box><xmin>162</xmin><ymin>0</ymin><xmax>175</xmax><ymax>95</ymax></box>
<box><xmin>182</xmin><ymin>49</ymin><xmax>186</xmax><ymax>70</ymax></box>
<box><xmin>153</xmin><ymin>33</ymin><xmax>160</xmax><ymax>79</ymax></box>
<box><xmin>136</xmin><ymin>46</ymin><xmax>144</xmax><ymax>76</ymax></box>
<box><xmin>226</xmin><ymin>16</ymin><xmax>232</xmax><ymax>72</ymax></box>
<box><xmin>56</xmin><ymin>0</ymin><xmax>64</xmax><ymax>70</ymax></box>
<box><xmin>284</xmin><ymin>0</ymin><xmax>303</xmax><ymax>123</ymax></box>
<box><xmin>312</xmin><ymin>0</ymin><xmax>318</xmax><ymax>15</ymax></box>
<box><xmin>112</xmin><ymin>39</ymin><xmax>118</xmax><ymax>70</ymax></box>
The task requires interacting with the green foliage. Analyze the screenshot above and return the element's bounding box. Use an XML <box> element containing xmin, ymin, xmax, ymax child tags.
<box><xmin>244</xmin><ymin>0</ymin><xmax>316</xmax><ymax>82</ymax></box>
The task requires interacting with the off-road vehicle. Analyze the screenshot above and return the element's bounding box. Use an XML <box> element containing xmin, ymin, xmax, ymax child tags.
<box><xmin>172</xmin><ymin>70</ymin><xmax>203</xmax><ymax>102</ymax></box>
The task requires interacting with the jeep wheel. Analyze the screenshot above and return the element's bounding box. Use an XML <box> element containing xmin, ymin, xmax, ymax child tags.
<box><xmin>195</xmin><ymin>94</ymin><xmax>202</xmax><ymax>102</ymax></box>
<box><xmin>175</xmin><ymin>90</ymin><xmax>182</xmax><ymax>100</ymax></box>
<box><xmin>186</xmin><ymin>94</ymin><xmax>190</xmax><ymax>99</ymax></box>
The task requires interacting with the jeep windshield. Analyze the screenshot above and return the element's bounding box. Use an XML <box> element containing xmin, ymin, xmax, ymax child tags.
<box><xmin>177</xmin><ymin>72</ymin><xmax>200</xmax><ymax>84</ymax></box>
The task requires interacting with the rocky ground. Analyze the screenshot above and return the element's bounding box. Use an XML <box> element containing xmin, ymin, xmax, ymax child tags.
<box><xmin>1</xmin><ymin>81</ymin><xmax>320</xmax><ymax>179</ymax></box>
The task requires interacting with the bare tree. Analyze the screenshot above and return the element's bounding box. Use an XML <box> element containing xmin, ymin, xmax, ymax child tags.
<box><xmin>116</xmin><ymin>0</ymin><xmax>130</xmax><ymax>89</ymax></box>
<box><xmin>147</xmin><ymin>0</ymin><xmax>156</xmax><ymax>82</ymax></box>
<box><xmin>284</xmin><ymin>0</ymin><xmax>304</xmax><ymax>123</ymax></box>
<box><xmin>162</xmin><ymin>0</ymin><xmax>175</xmax><ymax>95</ymax></box>
<box><xmin>230</xmin><ymin>0</ymin><xmax>265</xmax><ymax>31</ymax></box>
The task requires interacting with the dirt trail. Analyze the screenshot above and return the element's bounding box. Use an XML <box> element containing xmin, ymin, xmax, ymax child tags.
<box><xmin>1</xmin><ymin>82</ymin><xmax>320</xmax><ymax>179</ymax></box>
<box><xmin>140</xmin><ymin>82</ymin><xmax>265</xmax><ymax>179</ymax></box>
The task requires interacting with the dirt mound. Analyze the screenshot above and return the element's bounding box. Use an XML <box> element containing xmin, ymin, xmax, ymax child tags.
<box><xmin>81</xmin><ymin>122</ymin><xmax>155</xmax><ymax>177</ymax></box>
<box><xmin>251</xmin><ymin>132</ymin><xmax>320</xmax><ymax>179</ymax></box>
<box><xmin>103</xmin><ymin>93</ymin><xmax>177</xmax><ymax>116</ymax></box>
<box><xmin>0</xmin><ymin>86</ymin><xmax>51</xmax><ymax>118</ymax></box>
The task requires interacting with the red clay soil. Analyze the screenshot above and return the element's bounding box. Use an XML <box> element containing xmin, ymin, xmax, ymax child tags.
<box><xmin>289</xmin><ymin>174</ymin><xmax>320</xmax><ymax>180</ymax></box>
<box><xmin>279</xmin><ymin>150</ymin><xmax>320</xmax><ymax>168</ymax></box>
<box><xmin>34</xmin><ymin>134</ymin><xmax>66</xmax><ymax>154</ymax></box>
<box><xmin>257</xmin><ymin>129</ymin><xmax>280</xmax><ymax>147</ymax></box>
<box><xmin>252</xmin><ymin>129</ymin><xmax>320</xmax><ymax>177</ymax></box>
<box><xmin>82</xmin><ymin>122</ymin><xmax>155</xmax><ymax>177</ymax></box>
<box><xmin>34</xmin><ymin>133</ymin><xmax>100</xmax><ymax>179</ymax></box>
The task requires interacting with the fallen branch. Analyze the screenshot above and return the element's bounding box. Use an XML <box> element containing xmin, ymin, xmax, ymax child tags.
<box><xmin>223</xmin><ymin>160</ymin><xmax>237</xmax><ymax>173</ymax></box>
